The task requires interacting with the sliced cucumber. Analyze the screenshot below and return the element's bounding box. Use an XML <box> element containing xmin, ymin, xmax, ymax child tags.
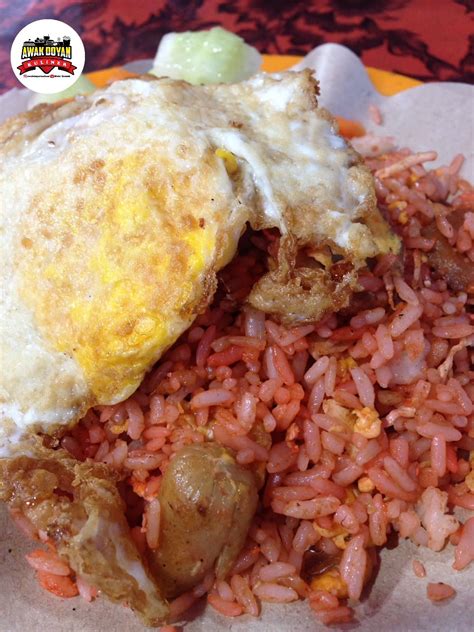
<box><xmin>150</xmin><ymin>27</ymin><xmax>261</xmax><ymax>85</ymax></box>
<box><xmin>28</xmin><ymin>75</ymin><xmax>96</xmax><ymax>108</ymax></box>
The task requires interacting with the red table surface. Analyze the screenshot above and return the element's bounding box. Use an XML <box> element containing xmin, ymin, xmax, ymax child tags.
<box><xmin>0</xmin><ymin>0</ymin><xmax>472</xmax><ymax>93</ymax></box>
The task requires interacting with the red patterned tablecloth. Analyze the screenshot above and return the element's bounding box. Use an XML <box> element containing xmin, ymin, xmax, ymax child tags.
<box><xmin>0</xmin><ymin>0</ymin><xmax>472</xmax><ymax>93</ymax></box>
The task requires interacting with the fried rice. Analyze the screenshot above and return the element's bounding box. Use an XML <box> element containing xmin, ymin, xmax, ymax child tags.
<box><xmin>10</xmin><ymin>135</ymin><xmax>474</xmax><ymax>629</ymax></box>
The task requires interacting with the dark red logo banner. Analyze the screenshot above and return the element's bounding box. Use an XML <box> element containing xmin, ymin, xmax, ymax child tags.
<box><xmin>17</xmin><ymin>57</ymin><xmax>77</xmax><ymax>75</ymax></box>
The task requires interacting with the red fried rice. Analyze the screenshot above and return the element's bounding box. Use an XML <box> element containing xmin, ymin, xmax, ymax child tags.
<box><xmin>16</xmin><ymin>139</ymin><xmax>474</xmax><ymax>626</ymax></box>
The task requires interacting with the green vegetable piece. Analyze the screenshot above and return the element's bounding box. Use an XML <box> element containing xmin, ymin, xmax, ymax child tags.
<box><xmin>29</xmin><ymin>75</ymin><xmax>95</xmax><ymax>107</ymax></box>
<box><xmin>150</xmin><ymin>26</ymin><xmax>261</xmax><ymax>85</ymax></box>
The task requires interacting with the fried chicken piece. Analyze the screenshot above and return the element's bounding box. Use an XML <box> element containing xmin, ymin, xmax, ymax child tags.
<box><xmin>0</xmin><ymin>445</ymin><xmax>168</xmax><ymax>626</ymax></box>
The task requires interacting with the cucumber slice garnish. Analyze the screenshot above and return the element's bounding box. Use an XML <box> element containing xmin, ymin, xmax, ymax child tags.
<box><xmin>28</xmin><ymin>75</ymin><xmax>95</xmax><ymax>108</ymax></box>
<box><xmin>150</xmin><ymin>27</ymin><xmax>261</xmax><ymax>85</ymax></box>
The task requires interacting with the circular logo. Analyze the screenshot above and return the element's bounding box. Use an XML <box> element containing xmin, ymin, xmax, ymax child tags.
<box><xmin>10</xmin><ymin>19</ymin><xmax>85</xmax><ymax>94</ymax></box>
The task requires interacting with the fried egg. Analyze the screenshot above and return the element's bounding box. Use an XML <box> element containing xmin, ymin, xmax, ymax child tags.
<box><xmin>0</xmin><ymin>70</ymin><xmax>398</xmax><ymax>453</ymax></box>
